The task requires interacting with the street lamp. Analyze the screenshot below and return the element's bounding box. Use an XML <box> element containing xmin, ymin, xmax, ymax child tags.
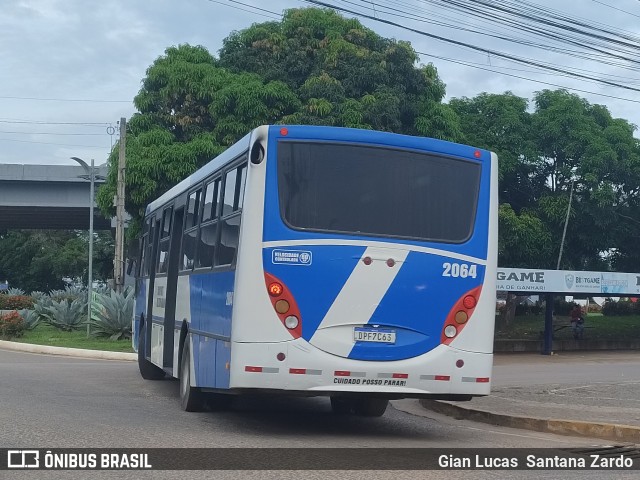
<box><xmin>71</xmin><ymin>157</ymin><xmax>105</xmax><ymax>337</ymax></box>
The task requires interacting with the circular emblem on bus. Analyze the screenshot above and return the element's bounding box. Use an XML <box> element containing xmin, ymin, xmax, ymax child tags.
<box><xmin>299</xmin><ymin>252</ymin><xmax>311</xmax><ymax>264</ymax></box>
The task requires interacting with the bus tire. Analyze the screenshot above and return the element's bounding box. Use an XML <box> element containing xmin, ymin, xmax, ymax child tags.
<box><xmin>330</xmin><ymin>396</ymin><xmax>356</xmax><ymax>415</ymax></box>
<box><xmin>355</xmin><ymin>398</ymin><xmax>388</xmax><ymax>417</ymax></box>
<box><xmin>138</xmin><ymin>322</ymin><xmax>165</xmax><ymax>380</ymax></box>
<box><xmin>180</xmin><ymin>341</ymin><xmax>204</xmax><ymax>412</ymax></box>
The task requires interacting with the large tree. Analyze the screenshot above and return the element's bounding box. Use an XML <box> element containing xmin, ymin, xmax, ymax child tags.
<box><xmin>97</xmin><ymin>8</ymin><xmax>461</xmax><ymax>230</ymax></box>
<box><xmin>0</xmin><ymin>230</ymin><xmax>114</xmax><ymax>293</ymax></box>
<box><xmin>452</xmin><ymin>89</ymin><xmax>640</xmax><ymax>271</ymax></box>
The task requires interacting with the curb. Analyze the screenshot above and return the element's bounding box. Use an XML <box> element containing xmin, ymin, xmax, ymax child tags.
<box><xmin>0</xmin><ymin>339</ymin><xmax>137</xmax><ymax>361</ymax></box>
<box><xmin>420</xmin><ymin>399</ymin><xmax>640</xmax><ymax>443</ymax></box>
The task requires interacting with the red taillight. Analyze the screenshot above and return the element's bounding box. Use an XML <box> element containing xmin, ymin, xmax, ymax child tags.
<box><xmin>264</xmin><ymin>272</ymin><xmax>302</xmax><ymax>338</ymax></box>
<box><xmin>441</xmin><ymin>285</ymin><xmax>482</xmax><ymax>345</ymax></box>
<box><xmin>363</xmin><ymin>256</ymin><xmax>372</xmax><ymax>265</ymax></box>
<box><xmin>268</xmin><ymin>282</ymin><xmax>283</xmax><ymax>297</ymax></box>
<box><xmin>280</xmin><ymin>127</ymin><xmax>289</xmax><ymax>136</ymax></box>
<box><xmin>474</xmin><ymin>150</ymin><xmax>481</xmax><ymax>158</ymax></box>
<box><xmin>463</xmin><ymin>295</ymin><xmax>477</xmax><ymax>309</ymax></box>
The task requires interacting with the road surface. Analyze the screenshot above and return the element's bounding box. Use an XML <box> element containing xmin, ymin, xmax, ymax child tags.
<box><xmin>1</xmin><ymin>348</ymin><xmax>636</xmax><ymax>480</ymax></box>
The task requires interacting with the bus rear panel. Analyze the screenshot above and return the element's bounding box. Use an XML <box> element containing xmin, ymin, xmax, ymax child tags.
<box><xmin>228</xmin><ymin>125</ymin><xmax>498</xmax><ymax>399</ymax></box>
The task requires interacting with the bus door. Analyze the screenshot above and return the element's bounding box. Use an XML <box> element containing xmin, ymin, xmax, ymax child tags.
<box><xmin>162</xmin><ymin>206</ymin><xmax>184</xmax><ymax>372</ymax></box>
<box><xmin>145</xmin><ymin>216</ymin><xmax>160</xmax><ymax>361</ymax></box>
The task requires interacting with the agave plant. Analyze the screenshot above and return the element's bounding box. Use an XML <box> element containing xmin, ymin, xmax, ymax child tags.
<box><xmin>18</xmin><ymin>309</ymin><xmax>40</xmax><ymax>330</ymax></box>
<box><xmin>88</xmin><ymin>288</ymin><xmax>134</xmax><ymax>340</ymax></box>
<box><xmin>41</xmin><ymin>299</ymin><xmax>87</xmax><ymax>331</ymax></box>
<box><xmin>6</xmin><ymin>287</ymin><xmax>25</xmax><ymax>296</ymax></box>
<box><xmin>65</xmin><ymin>285</ymin><xmax>87</xmax><ymax>300</ymax></box>
<box><xmin>49</xmin><ymin>286</ymin><xmax>86</xmax><ymax>303</ymax></box>
<box><xmin>29</xmin><ymin>291</ymin><xmax>47</xmax><ymax>302</ymax></box>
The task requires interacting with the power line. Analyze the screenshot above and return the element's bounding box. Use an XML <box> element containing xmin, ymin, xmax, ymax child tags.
<box><xmin>0</xmin><ymin>95</ymin><xmax>130</xmax><ymax>103</ymax></box>
<box><xmin>0</xmin><ymin>130</ymin><xmax>107</xmax><ymax>136</ymax></box>
<box><xmin>301</xmin><ymin>0</ymin><xmax>640</xmax><ymax>94</ymax></box>
<box><xmin>418</xmin><ymin>51</ymin><xmax>640</xmax><ymax>104</ymax></box>
<box><xmin>203</xmin><ymin>0</ymin><xmax>281</xmax><ymax>19</ymax></box>
<box><xmin>589</xmin><ymin>0</ymin><xmax>640</xmax><ymax>20</ymax></box>
<box><xmin>0</xmin><ymin>138</ymin><xmax>108</xmax><ymax>148</ymax></box>
<box><xmin>0</xmin><ymin>119</ymin><xmax>111</xmax><ymax>126</ymax></box>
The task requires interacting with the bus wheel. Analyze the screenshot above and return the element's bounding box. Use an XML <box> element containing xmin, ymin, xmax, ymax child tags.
<box><xmin>138</xmin><ymin>323</ymin><xmax>165</xmax><ymax>380</ymax></box>
<box><xmin>330</xmin><ymin>396</ymin><xmax>356</xmax><ymax>415</ymax></box>
<box><xmin>355</xmin><ymin>398</ymin><xmax>388</xmax><ymax>417</ymax></box>
<box><xmin>179</xmin><ymin>341</ymin><xmax>204</xmax><ymax>412</ymax></box>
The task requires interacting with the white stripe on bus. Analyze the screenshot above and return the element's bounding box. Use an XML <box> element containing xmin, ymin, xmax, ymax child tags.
<box><xmin>309</xmin><ymin>247</ymin><xmax>408</xmax><ymax>357</ymax></box>
<box><xmin>263</xmin><ymin>239</ymin><xmax>486</xmax><ymax>265</ymax></box>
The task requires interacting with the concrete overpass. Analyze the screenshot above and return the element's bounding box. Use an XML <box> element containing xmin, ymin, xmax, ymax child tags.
<box><xmin>0</xmin><ymin>163</ymin><xmax>112</xmax><ymax>230</ymax></box>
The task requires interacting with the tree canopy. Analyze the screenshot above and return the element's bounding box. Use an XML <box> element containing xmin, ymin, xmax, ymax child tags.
<box><xmin>451</xmin><ymin>89</ymin><xmax>640</xmax><ymax>270</ymax></box>
<box><xmin>96</xmin><ymin>7</ymin><xmax>640</xmax><ymax>273</ymax></box>
<box><xmin>0</xmin><ymin>231</ymin><xmax>114</xmax><ymax>292</ymax></box>
<box><xmin>96</xmin><ymin>8</ymin><xmax>461</xmax><ymax>232</ymax></box>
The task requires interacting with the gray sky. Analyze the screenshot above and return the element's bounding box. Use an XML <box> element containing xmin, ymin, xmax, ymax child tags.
<box><xmin>1</xmin><ymin>0</ymin><xmax>639</xmax><ymax>165</ymax></box>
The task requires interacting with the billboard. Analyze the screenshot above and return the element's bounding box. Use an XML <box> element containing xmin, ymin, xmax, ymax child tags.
<box><xmin>496</xmin><ymin>268</ymin><xmax>640</xmax><ymax>295</ymax></box>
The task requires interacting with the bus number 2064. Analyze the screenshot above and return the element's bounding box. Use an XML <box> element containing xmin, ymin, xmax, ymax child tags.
<box><xmin>442</xmin><ymin>262</ymin><xmax>477</xmax><ymax>279</ymax></box>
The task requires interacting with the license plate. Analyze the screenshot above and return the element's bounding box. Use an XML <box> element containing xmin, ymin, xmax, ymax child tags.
<box><xmin>354</xmin><ymin>327</ymin><xmax>396</xmax><ymax>344</ymax></box>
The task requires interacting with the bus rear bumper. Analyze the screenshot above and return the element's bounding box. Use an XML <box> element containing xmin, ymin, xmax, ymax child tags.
<box><xmin>228</xmin><ymin>340</ymin><xmax>493</xmax><ymax>397</ymax></box>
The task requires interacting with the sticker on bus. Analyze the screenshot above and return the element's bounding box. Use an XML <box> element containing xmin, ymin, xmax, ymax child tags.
<box><xmin>272</xmin><ymin>249</ymin><xmax>313</xmax><ymax>265</ymax></box>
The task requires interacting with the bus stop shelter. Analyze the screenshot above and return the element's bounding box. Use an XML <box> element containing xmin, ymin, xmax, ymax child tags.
<box><xmin>497</xmin><ymin>268</ymin><xmax>640</xmax><ymax>354</ymax></box>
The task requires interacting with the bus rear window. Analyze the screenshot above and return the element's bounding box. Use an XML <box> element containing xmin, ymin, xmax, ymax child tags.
<box><xmin>277</xmin><ymin>142</ymin><xmax>481</xmax><ymax>243</ymax></box>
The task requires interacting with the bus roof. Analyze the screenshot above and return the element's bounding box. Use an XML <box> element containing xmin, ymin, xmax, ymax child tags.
<box><xmin>144</xmin><ymin>125</ymin><xmax>491</xmax><ymax>216</ymax></box>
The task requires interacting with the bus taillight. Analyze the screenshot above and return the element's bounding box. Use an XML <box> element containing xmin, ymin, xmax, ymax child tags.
<box><xmin>268</xmin><ymin>282</ymin><xmax>283</xmax><ymax>297</ymax></box>
<box><xmin>264</xmin><ymin>272</ymin><xmax>302</xmax><ymax>339</ymax></box>
<box><xmin>441</xmin><ymin>286</ymin><xmax>482</xmax><ymax>345</ymax></box>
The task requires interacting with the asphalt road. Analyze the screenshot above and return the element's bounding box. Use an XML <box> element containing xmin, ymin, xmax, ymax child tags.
<box><xmin>1</xmin><ymin>349</ymin><xmax>637</xmax><ymax>480</ymax></box>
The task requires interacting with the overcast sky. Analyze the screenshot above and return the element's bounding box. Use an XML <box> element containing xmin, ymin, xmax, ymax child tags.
<box><xmin>2</xmin><ymin>0</ymin><xmax>639</xmax><ymax>165</ymax></box>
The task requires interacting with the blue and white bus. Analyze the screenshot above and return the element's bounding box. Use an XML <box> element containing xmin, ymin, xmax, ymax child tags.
<box><xmin>133</xmin><ymin>125</ymin><xmax>498</xmax><ymax>416</ymax></box>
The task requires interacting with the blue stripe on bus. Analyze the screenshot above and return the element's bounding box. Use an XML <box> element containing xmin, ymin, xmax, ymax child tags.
<box><xmin>347</xmin><ymin>251</ymin><xmax>485</xmax><ymax>361</ymax></box>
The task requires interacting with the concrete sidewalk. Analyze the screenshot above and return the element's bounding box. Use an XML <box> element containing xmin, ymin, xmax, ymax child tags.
<box><xmin>420</xmin><ymin>351</ymin><xmax>640</xmax><ymax>442</ymax></box>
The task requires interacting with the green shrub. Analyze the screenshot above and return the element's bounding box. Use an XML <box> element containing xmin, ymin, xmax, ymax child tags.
<box><xmin>0</xmin><ymin>311</ymin><xmax>26</xmax><ymax>339</ymax></box>
<box><xmin>553</xmin><ymin>298</ymin><xmax>576</xmax><ymax>316</ymax></box>
<box><xmin>515</xmin><ymin>303</ymin><xmax>543</xmax><ymax>316</ymax></box>
<box><xmin>587</xmin><ymin>302</ymin><xmax>602</xmax><ymax>313</ymax></box>
<box><xmin>603</xmin><ymin>299</ymin><xmax>634</xmax><ymax>316</ymax></box>
<box><xmin>89</xmin><ymin>288</ymin><xmax>134</xmax><ymax>340</ymax></box>
<box><xmin>41</xmin><ymin>299</ymin><xmax>87</xmax><ymax>331</ymax></box>
<box><xmin>0</xmin><ymin>295</ymin><xmax>35</xmax><ymax>310</ymax></box>
<box><xmin>18</xmin><ymin>309</ymin><xmax>40</xmax><ymax>330</ymax></box>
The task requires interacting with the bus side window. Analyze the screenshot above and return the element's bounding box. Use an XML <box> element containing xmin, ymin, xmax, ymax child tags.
<box><xmin>181</xmin><ymin>189</ymin><xmax>201</xmax><ymax>271</ymax></box>
<box><xmin>157</xmin><ymin>207</ymin><xmax>173</xmax><ymax>274</ymax></box>
<box><xmin>202</xmin><ymin>179</ymin><xmax>220</xmax><ymax>222</ymax></box>
<box><xmin>142</xmin><ymin>218</ymin><xmax>153</xmax><ymax>277</ymax></box>
<box><xmin>197</xmin><ymin>178</ymin><xmax>221</xmax><ymax>269</ymax></box>
<box><xmin>215</xmin><ymin>163</ymin><xmax>246</xmax><ymax>267</ymax></box>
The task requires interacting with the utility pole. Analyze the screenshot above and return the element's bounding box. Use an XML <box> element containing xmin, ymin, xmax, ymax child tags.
<box><xmin>114</xmin><ymin>117</ymin><xmax>127</xmax><ymax>293</ymax></box>
<box><xmin>556</xmin><ymin>177</ymin><xmax>575</xmax><ymax>270</ymax></box>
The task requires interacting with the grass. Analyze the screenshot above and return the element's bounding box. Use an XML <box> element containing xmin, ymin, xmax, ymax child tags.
<box><xmin>495</xmin><ymin>313</ymin><xmax>640</xmax><ymax>341</ymax></box>
<box><xmin>12</xmin><ymin>323</ymin><xmax>134</xmax><ymax>353</ymax></box>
